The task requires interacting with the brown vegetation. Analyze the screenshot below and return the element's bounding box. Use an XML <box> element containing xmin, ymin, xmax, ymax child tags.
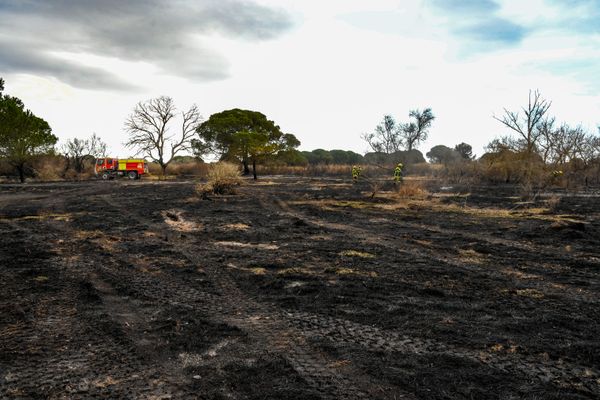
<box><xmin>196</xmin><ymin>162</ymin><xmax>242</xmax><ymax>196</ymax></box>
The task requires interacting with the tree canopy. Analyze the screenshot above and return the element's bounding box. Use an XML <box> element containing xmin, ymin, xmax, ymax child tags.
<box><xmin>363</xmin><ymin>108</ymin><xmax>435</xmax><ymax>156</ymax></box>
<box><xmin>0</xmin><ymin>78</ymin><xmax>57</xmax><ymax>182</ymax></box>
<box><xmin>454</xmin><ymin>142</ymin><xmax>474</xmax><ymax>160</ymax></box>
<box><xmin>402</xmin><ymin>108</ymin><xmax>435</xmax><ymax>151</ymax></box>
<box><xmin>363</xmin><ymin>149</ymin><xmax>425</xmax><ymax>165</ymax></box>
<box><xmin>193</xmin><ymin>109</ymin><xmax>300</xmax><ymax>179</ymax></box>
<box><xmin>426</xmin><ymin>145</ymin><xmax>460</xmax><ymax>164</ymax></box>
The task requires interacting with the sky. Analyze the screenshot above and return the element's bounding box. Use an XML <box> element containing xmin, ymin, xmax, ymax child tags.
<box><xmin>1</xmin><ymin>0</ymin><xmax>599</xmax><ymax>158</ymax></box>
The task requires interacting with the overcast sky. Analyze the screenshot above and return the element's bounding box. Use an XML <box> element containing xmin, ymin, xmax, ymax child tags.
<box><xmin>2</xmin><ymin>0</ymin><xmax>599</xmax><ymax>157</ymax></box>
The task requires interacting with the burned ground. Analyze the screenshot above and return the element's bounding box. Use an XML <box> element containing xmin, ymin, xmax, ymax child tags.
<box><xmin>0</xmin><ymin>178</ymin><xmax>599</xmax><ymax>399</ymax></box>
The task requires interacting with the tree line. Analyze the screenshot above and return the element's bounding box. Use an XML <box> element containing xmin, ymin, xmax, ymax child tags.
<box><xmin>1</xmin><ymin>76</ymin><xmax>599</xmax><ymax>184</ymax></box>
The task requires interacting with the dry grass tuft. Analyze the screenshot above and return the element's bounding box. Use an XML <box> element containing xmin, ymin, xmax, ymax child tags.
<box><xmin>215</xmin><ymin>241</ymin><xmax>279</xmax><ymax>250</ymax></box>
<box><xmin>93</xmin><ymin>376</ymin><xmax>119</xmax><ymax>388</ymax></box>
<box><xmin>457</xmin><ymin>249</ymin><xmax>486</xmax><ymax>265</ymax></box>
<box><xmin>334</xmin><ymin>267</ymin><xmax>378</xmax><ymax>278</ymax></box>
<box><xmin>339</xmin><ymin>250</ymin><xmax>376</xmax><ymax>259</ymax></box>
<box><xmin>276</xmin><ymin>267</ymin><xmax>315</xmax><ymax>276</ymax></box>
<box><xmin>248</xmin><ymin>267</ymin><xmax>267</xmax><ymax>275</ymax></box>
<box><xmin>545</xmin><ymin>195</ymin><xmax>561</xmax><ymax>212</ymax></box>
<box><xmin>516</xmin><ymin>288</ymin><xmax>545</xmax><ymax>299</ymax></box>
<box><xmin>395</xmin><ymin>180</ymin><xmax>430</xmax><ymax>199</ymax></box>
<box><xmin>196</xmin><ymin>162</ymin><xmax>242</xmax><ymax>197</ymax></box>
<box><xmin>222</xmin><ymin>223</ymin><xmax>251</xmax><ymax>231</ymax></box>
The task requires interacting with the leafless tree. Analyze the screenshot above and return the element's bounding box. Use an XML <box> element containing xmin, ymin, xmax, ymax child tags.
<box><xmin>401</xmin><ymin>108</ymin><xmax>435</xmax><ymax>151</ymax></box>
<box><xmin>125</xmin><ymin>96</ymin><xmax>202</xmax><ymax>176</ymax></box>
<box><xmin>485</xmin><ymin>136</ymin><xmax>516</xmax><ymax>153</ymax></box>
<box><xmin>362</xmin><ymin>115</ymin><xmax>403</xmax><ymax>154</ymax></box>
<box><xmin>539</xmin><ymin>122</ymin><xmax>587</xmax><ymax>165</ymax></box>
<box><xmin>580</xmin><ymin>129</ymin><xmax>599</xmax><ymax>164</ymax></box>
<box><xmin>63</xmin><ymin>133</ymin><xmax>107</xmax><ymax>173</ymax></box>
<box><xmin>536</xmin><ymin>117</ymin><xmax>557</xmax><ymax>163</ymax></box>
<box><xmin>493</xmin><ymin>90</ymin><xmax>551</xmax><ymax>155</ymax></box>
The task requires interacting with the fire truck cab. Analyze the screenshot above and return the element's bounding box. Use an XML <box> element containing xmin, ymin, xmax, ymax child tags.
<box><xmin>95</xmin><ymin>158</ymin><xmax>148</xmax><ymax>180</ymax></box>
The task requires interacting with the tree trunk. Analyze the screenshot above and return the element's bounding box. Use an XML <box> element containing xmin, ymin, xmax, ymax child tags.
<box><xmin>161</xmin><ymin>163</ymin><xmax>167</xmax><ymax>178</ymax></box>
<box><xmin>16</xmin><ymin>163</ymin><xmax>25</xmax><ymax>183</ymax></box>
<box><xmin>252</xmin><ymin>159</ymin><xmax>257</xmax><ymax>180</ymax></box>
<box><xmin>242</xmin><ymin>159</ymin><xmax>250</xmax><ymax>175</ymax></box>
<box><xmin>76</xmin><ymin>157</ymin><xmax>86</xmax><ymax>173</ymax></box>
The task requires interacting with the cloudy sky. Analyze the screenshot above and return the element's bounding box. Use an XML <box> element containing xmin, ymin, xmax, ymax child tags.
<box><xmin>2</xmin><ymin>0</ymin><xmax>599</xmax><ymax>157</ymax></box>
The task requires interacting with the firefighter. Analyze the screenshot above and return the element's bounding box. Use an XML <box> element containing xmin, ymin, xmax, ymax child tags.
<box><xmin>352</xmin><ymin>165</ymin><xmax>362</xmax><ymax>182</ymax></box>
<box><xmin>394</xmin><ymin>163</ymin><xmax>403</xmax><ymax>183</ymax></box>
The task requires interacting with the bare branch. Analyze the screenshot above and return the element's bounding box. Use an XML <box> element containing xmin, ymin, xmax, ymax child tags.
<box><xmin>494</xmin><ymin>90</ymin><xmax>551</xmax><ymax>154</ymax></box>
<box><xmin>125</xmin><ymin>96</ymin><xmax>202</xmax><ymax>174</ymax></box>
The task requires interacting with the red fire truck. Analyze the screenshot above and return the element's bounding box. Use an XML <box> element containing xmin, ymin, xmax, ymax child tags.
<box><xmin>95</xmin><ymin>158</ymin><xmax>148</xmax><ymax>180</ymax></box>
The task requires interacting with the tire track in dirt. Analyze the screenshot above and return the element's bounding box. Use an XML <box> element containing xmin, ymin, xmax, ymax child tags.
<box><xmin>114</xmin><ymin>186</ymin><xmax>599</xmax><ymax>397</ymax></box>
<box><xmin>107</xmin><ymin>199</ymin><xmax>407</xmax><ymax>399</ymax></box>
<box><xmin>176</xmin><ymin>246</ymin><xmax>392</xmax><ymax>400</ymax></box>
<box><xmin>0</xmin><ymin>221</ymin><xmax>191</xmax><ymax>399</ymax></box>
<box><xmin>5</xmin><ymin>182</ymin><xmax>596</xmax><ymax>397</ymax></box>
<box><xmin>275</xmin><ymin>195</ymin><xmax>600</xmax><ymax>267</ymax></box>
<box><xmin>259</xmin><ymin>193</ymin><xmax>600</xmax><ymax>394</ymax></box>
<box><xmin>265</xmin><ymin>193</ymin><xmax>600</xmax><ymax>298</ymax></box>
<box><xmin>0</xmin><ymin>188</ymin><xmax>198</xmax><ymax>399</ymax></box>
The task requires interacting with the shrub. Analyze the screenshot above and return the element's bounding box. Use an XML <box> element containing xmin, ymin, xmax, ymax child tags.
<box><xmin>31</xmin><ymin>155</ymin><xmax>67</xmax><ymax>182</ymax></box>
<box><xmin>167</xmin><ymin>161</ymin><xmax>209</xmax><ymax>177</ymax></box>
<box><xmin>395</xmin><ymin>180</ymin><xmax>429</xmax><ymax>199</ymax></box>
<box><xmin>196</xmin><ymin>162</ymin><xmax>242</xmax><ymax>197</ymax></box>
<box><xmin>147</xmin><ymin>160</ymin><xmax>208</xmax><ymax>178</ymax></box>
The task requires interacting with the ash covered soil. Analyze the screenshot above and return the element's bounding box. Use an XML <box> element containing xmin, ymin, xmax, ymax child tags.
<box><xmin>1</xmin><ymin>177</ymin><xmax>599</xmax><ymax>399</ymax></box>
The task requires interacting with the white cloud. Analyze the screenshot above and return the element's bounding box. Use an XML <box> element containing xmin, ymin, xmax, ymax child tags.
<box><xmin>3</xmin><ymin>0</ymin><xmax>599</xmax><ymax>159</ymax></box>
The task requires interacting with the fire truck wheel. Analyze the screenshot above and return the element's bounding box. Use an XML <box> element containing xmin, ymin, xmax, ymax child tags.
<box><xmin>127</xmin><ymin>171</ymin><xmax>138</xmax><ymax>180</ymax></box>
<box><xmin>101</xmin><ymin>172</ymin><xmax>110</xmax><ymax>180</ymax></box>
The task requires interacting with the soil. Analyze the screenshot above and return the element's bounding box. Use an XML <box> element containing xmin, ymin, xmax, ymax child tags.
<box><xmin>1</xmin><ymin>177</ymin><xmax>599</xmax><ymax>399</ymax></box>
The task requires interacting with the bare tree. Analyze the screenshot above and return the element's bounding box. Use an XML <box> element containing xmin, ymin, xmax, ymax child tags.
<box><xmin>539</xmin><ymin>122</ymin><xmax>587</xmax><ymax>166</ymax></box>
<box><xmin>494</xmin><ymin>90</ymin><xmax>551</xmax><ymax>155</ymax></box>
<box><xmin>362</xmin><ymin>115</ymin><xmax>403</xmax><ymax>154</ymax></box>
<box><xmin>125</xmin><ymin>96</ymin><xmax>202</xmax><ymax>176</ymax></box>
<box><xmin>485</xmin><ymin>135</ymin><xmax>524</xmax><ymax>153</ymax></box>
<box><xmin>63</xmin><ymin>133</ymin><xmax>107</xmax><ymax>173</ymax></box>
<box><xmin>536</xmin><ymin>117</ymin><xmax>557</xmax><ymax>163</ymax></box>
<box><xmin>585</xmin><ymin>130</ymin><xmax>600</xmax><ymax>163</ymax></box>
<box><xmin>401</xmin><ymin>108</ymin><xmax>435</xmax><ymax>151</ymax></box>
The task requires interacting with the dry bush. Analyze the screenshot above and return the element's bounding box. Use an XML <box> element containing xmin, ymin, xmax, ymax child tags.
<box><xmin>544</xmin><ymin>195</ymin><xmax>561</xmax><ymax>212</ymax></box>
<box><xmin>147</xmin><ymin>162</ymin><xmax>163</xmax><ymax>176</ymax></box>
<box><xmin>168</xmin><ymin>161</ymin><xmax>208</xmax><ymax>177</ymax></box>
<box><xmin>63</xmin><ymin>168</ymin><xmax>95</xmax><ymax>181</ymax></box>
<box><xmin>32</xmin><ymin>156</ymin><xmax>67</xmax><ymax>182</ymax></box>
<box><xmin>437</xmin><ymin>161</ymin><xmax>481</xmax><ymax>184</ymax></box>
<box><xmin>196</xmin><ymin>162</ymin><xmax>242</xmax><ymax>197</ymax></box>
<box><xmin>394</xmin><ymin>180</ymin><xmax>430</xmax><ymax>199</ymax></box>
<box><xmin>259</xmin><ymin>164</ymin><xmax>353</xmax><ymax>177</ymax></box>
<box><xmin>406</xmin><ymin>162</ymin><xmax>440</xmax><ymax>177</ymax></box>
<box><xmin>259</xmin><ymin>163</ymin><xmax>393</xmax><ymax>178</ymax></box>
<box><xmin>147</xmin><ymin>161</ymin><xmax>208</xmax><ymax>178</ymax></box>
